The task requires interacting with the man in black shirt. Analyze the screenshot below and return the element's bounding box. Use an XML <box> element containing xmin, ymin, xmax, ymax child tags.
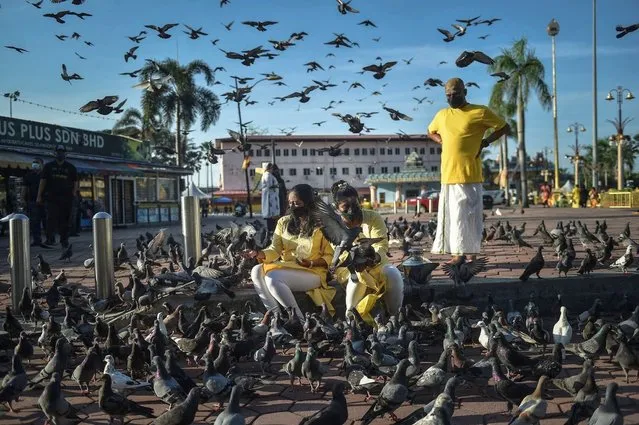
<box><xmin>23</xmin><ymin>158</ymin><xmax>51</xmax><ymax>248</ymax></box>
<box><xmin>37</xmin><ymin>144</ymin><xmax>78</xmax><ymax>249</ymax></box>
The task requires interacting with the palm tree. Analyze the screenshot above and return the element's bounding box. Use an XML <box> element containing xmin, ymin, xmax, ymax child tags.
<box><xmin>138</xmin><ymin>59</ymin><xmax>221</xmax><ymax>167</ymax></box>
<box><xmin>489</xmin><ymin>38</ymin><xmax>552</xmax><ymax>207</ymax></box>
<box><xmin>583</xmin><ymin>140</ymin><xmax>616</xmax><ymax>188</ymax></box>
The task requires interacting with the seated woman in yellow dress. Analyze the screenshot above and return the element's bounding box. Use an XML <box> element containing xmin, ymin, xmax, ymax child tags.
<box><xmin>244</xmin><ymin>184</ymin><xmax>336</xmax><ymax>320</ymax></box>
<box><xmin>330</xmin><ymin>181</ymin><xmax>404</xmax><ymax>323</ymax></box>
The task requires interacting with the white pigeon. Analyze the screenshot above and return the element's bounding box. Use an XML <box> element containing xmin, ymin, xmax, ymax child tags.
<box><xmin>495</xmin><ymin>208</ymin><xmax>502</xmax><ymax>216</ymax></box>
<box><xmin>610</xmin><ymin>245</ymin><xmax>634</xmax><ymax>273</ymax></box>
<box><xmin>103</xmin><ymin>354</ymin><xmax>151</xmax><ymax>395</ymax></box>
<box><xmin>552</xmin><ymin>306</ymin><xmax>572</xmax><ymax>358</ymax></box>
<box><xmin>472</xmin><ymin>320</ymin><xmax>490</xmax><ymax>349</ymax></box>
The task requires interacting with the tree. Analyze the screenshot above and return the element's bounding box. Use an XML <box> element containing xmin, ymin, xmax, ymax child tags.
<box><xmin>582</xmin><ymin>139</ymin><xmax>616</xmax><ymax>188</ymax></box>
<box><xmin>138</xmin><ymin>59</ymin><xmax>221</xmax><ymax>167</ymax></box>
<box><xmin>489</xmin><ymin>38</ymin><xmax>552</xmax><ymax>207</ymax></box>
<box><xmin>488</xmin><ymin>97</ymin><xmax>516</xmax><ymax>204</ymax></box>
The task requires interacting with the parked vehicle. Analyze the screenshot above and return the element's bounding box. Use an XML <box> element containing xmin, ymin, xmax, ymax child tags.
<box><xmin>406</xmin><ymin>191</ymin><xmax>439</xmax><ymax>212</ymax></box>
<box><xmin>483</xmin><ymin>194</ymin><xmax>494</xmax><ymax>210</ymax></box>
<box><xmin>484</xmin><ymin>189</ymin><xmax>505</xmax><ymax>205</ymax></box>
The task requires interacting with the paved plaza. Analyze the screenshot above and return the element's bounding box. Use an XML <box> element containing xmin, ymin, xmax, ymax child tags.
<box><xmin>0</xmin><ymin>206</ymin><xmax>638</xmax><ymax>424</ymax></box>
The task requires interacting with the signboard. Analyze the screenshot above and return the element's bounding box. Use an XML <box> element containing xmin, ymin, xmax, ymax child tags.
<box><xmin>0</xmin><ymin>115</ymin><xmax>143</xmax><ymax>160</ymax></box>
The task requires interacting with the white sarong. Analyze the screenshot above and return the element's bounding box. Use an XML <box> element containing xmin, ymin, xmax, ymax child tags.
<box><xmin>431</xmin><ymin>183</ymin><xmax>483</xmax><ymax>255</ymax></box>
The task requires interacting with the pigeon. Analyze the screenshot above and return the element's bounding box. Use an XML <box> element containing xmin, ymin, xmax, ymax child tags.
<box><xmin>336</xmin><ymin>0</ymin><xmax>359</xmax><ymax>14</ymax></box>
<box><xmin>610</xmin><ymin>245</ymin><xmax>633</xmax><ymax>273</ymax></box>
<box><xmin>28</xmin><ymin>338</ymin><xmax>68</xmax><ymax>389</ymax></box>
<box><xmin>151</xmin><ymin>355</ymin><xmax>186</xmax><ymax>407</ymax></box>
<box><xmin>361</xmin><ymin>359</ymin><xmax>410</xmax><ymax>424</ymax></box>
<box><xmin>519</xmin><ymin>246</ymin><xmax>544</xmax><ymax>281</ymax></box>
<box><xmin>588</xmin><ymin>382</ymin><xmax>623</xmax><ymax>425</ymax></box>
<box><xmin>242</xmin><ymin>21</ymin><xmax>278</xmax><ymax>31</ymax></box>
<box><xmin>38</xmin><ymin>372</ymin><xmax>83</xmax><ymax>425</ymax></box>
<box><xmin>152</xmin><ymin>387</ymin><xmax>200</xmax><ymax>425</ymax></box>
<box><xmin>4</xmin><ymin>45</ymin><xmax>29</xmax><ymax>53</ymax></box>
<box><xmin>302</xmin><ymin>345</ymin><xmax>328</xmax><ymax>392</ymax></box>
<box><xmin>124</xmin><ymin>46</ymin><xmax>139</xmax><ymax>62</ymax></box>
<box><xmin>616</xmin><ymin>23</ymin><xmax>639</xmax><ymax>39</ymax></box>
<box><xmin>441</xmin><ymin>256</ymin><xmax>487</xmax><ymax>286</ymax></box>
<box><xmin>145</xmin><ymin>23</ymin><xmax>179</xmax><ymax>39</ymax></box>
<box><xmin>71</xmin><ymin>342</ymin><xmax>102</xmax><ymax>394</ymax></box>
<box><xmin>455</xmin><ymin>50</ymin><xmax>494</xmax><ymax>67</ymax></box>
<box><xmin>298</xmin><ymin>382</ymin><xmax>348</xmax><ymax>425</ymax></box>
<box><xmin>362</xmin><ymin>61</ymin><xmax>397</xmax><ymax>79</ymax></box>
<box><xmin>59</xmin><ymin>243</ymin><xmax>73</xmax><ymax>261</ymax></box>
<box><xmin>491</xmin><ymin>71</ymin><xmax>510</xmax><ymax>82</ymax></box>
<box><xmin>0</xmin><ymin>354</ymin><xmax>28</xmax><ymax>413</ymax></box>
<box><xmin>103</xmin><ymin>354</ymin><xmax>152</xmax><ymax>395</ymax></box>
<box><xmin>99</xmin><ymin>374</ymin><xmax>154</xmax><ymax>423</ymax></box>
<box><xmin>213</xmin><ymin>385</ymin><xmax>245</xmax><ymax>425</ymax></box>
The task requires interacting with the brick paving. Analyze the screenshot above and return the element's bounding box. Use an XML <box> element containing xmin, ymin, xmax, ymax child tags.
<box><xmin>0</xmin><ymin>206</ymin><xmax>638</xmax><ymax>424</ymax></box>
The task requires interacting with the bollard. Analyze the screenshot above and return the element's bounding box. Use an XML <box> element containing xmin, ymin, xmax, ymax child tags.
<box><xmin>9</xmin><ymin>214</ymin><xmax>30</xmax><ymax>311</ymax></box>
<box><xmin>404</xmin><ymin>201</ymin><xmax>408</xmax><ymax>214</ymax></box>
<box><xmin>416</xmin><ymin>197</ymin><xmax>421</xmax><ymax>215</ymax></box>
<box><xmin>93</xmin><ymin>212</ymin><xmax>114</xmax><ymax>299</ymax></box>
<box><xmin>428</xmin><ymin>198</ymin><xmax>433</xmax><ymax>214</ymax></box>
<box><xmin>181</xmin><ymin>195</ymin><xmax>201</xmax><ymax>264</ymax></box>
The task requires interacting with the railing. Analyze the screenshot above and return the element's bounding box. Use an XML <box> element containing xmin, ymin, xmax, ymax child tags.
<box><xmin>600</xmin><ymin>190</ymin><xmax>637</xmax><ymax>208</ymax></box>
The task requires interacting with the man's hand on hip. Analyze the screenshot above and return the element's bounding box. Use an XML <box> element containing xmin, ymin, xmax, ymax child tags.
<box><xmin>476</xmin><ymin>139</ymin><xmax>490</xmax><ymax>158</ymax></box>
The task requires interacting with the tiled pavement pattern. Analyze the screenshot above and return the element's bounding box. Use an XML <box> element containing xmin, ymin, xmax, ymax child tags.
<box><xmin>0</xmin><ymin>206</ymin><xmax>638</xmax><ymax>424</ymax></box>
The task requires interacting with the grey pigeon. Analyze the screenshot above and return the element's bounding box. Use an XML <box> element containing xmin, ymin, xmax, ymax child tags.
<box><xmin>395</xmin><ymin>377</ymin><xmax>458</xmax><ymax>425</ymax></box>
<box><xmin>302</xmin><ymin>345</ymin><xmax>328</xmax><ymax>392</ymax></box>
<box><xmin>283</xmin><ymin>342</ymin><xmax>306</xmax><ymax>386</ymax></box>
<box><xmin>361</xmin><ymin>359</ymin><xmax>410</xmax><ymax>425</ymax></box>
<box><xmin>28</xmin><ymin>337</ymin><xmax>68</xmax><ymax>389</ymax></box>
<box><xmin>588</xmin><ymin>382</ymin><xmax>623</xmax><ymax>425</ymax></box>
<box><xmin>72</xmin><ymin>342</ymin><xmax>102</xmax><ymax>394</ymax></box>
<box><xmin>38</xmin><ymin>372</ymin><xmax>83</xmax><ymax>425</ymax></box>
<box><xmin>565</xmin><ymin>324</ymin><xmax>612</xmax><ymax>360</ymax></box>
<box><xmin>152</xmin><ymin>387</ymin><xmax>200</xmax><ymax>425</ymax></box>
<box><xmin>0</xmin><ymin>354</ymin><xmax>28</xmax><ymax>412</ymax></box>
<box><xmin>565</xmin><ymin>372</ymin><xmax>599</xmax><ymax>425</ymax></box>
<box><xmin>99</xmin><ymin>373</ymin><xmax>154</xmax><ymax>423</ymax></box>
<box><xmin>441</xmin><ymin>256</ymin><xmax>487</xmax><ymax>286</ymax></box>
<box><xmin>519</xmin><ymin>246</ymin><xmax>544</xmax><ymax>281</ymax></box>
<box><xmin>151</xmin><ymin>355</ymin><xmax>186</xmax><ymax>407</ymax></box>
<box><xmin>214</xmin><ymin>384</ymin><xmax>245</xmax><ymax>425</ymax></box>
<box><xmin>299</xmin><ymin>382</ymin><xmax>348</xmax><ymax>425</ymax></box>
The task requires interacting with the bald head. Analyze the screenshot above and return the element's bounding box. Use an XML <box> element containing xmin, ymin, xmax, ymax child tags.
<box><xmin>444</xmin><ymin>77</ymin><xmax>467</xmax><ymax>108</ymax></box>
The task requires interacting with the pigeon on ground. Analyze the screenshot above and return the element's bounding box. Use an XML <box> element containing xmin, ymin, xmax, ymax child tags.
<box><xmin>214</xmin><ymin>385</ymin><xmax>245</xmax><ymax>425</ymax></box>
<box><xmin>151</xmin><ymin>355</ymin><xmax>186</xmax><ymax>407</ymax></box>
<box><xmin>103</xmin><ymin>354</ymin><xmax>152</xmax><ymax>395</ymax></box>
<box><xmin>152</xmin><ymin>387</ymin><xmax>200</xmax><ymax>425</ymax></box>
<box><xmin>588</xmin><ymin>382</ymin><xmax>623</xmax><ymax>425</ymax></box>
<box><xmin>298</xmin><ymin>382</ymin><xmax>348</xmax><ymax>425</ymax></box>
<box><xmin>441</xmin><ymin>256</ymin><xmax>487</xmax><ymax>286</ymax></box>
<box><xmin>38</xmin><ymin>372</ymin><xmax>83</xmax><ymax>425</ymax></box>
<box><xmin>0</xmin><ymin>354</ymin><xmax>28</xmax><ymax>412</ymax></box>
<box><xmin>361</xmin><ymin>359</ymin><xmax>410</xmax><ymax>425</ymax></box>
<box><xmin>99</xmin><ymin>374</ymin><xmax>154</xmax><ymax>423</ymax></box>
<box><xmin>519</xmin><ymin>246</ymin><xmax>544</xmax><ymax>281</ymax></box>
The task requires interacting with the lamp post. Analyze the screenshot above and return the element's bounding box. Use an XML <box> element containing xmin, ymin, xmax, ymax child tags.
<box><xmin>592</xmin><ymin>0</ymin><xmax>599</xmax><ymax>188</ymax></box>
<box><xmin>547</xmin><ymin>19</ymin><xmax>560</xmax><ymax>191</ymax></box>
<box><xmin>3</xmin><ymin>91</ymin><xmax>20</xmax><ymax>118</ymax></box>
<box><xmin>566</xmin><ymin>123</ymin><xmax>586</xmax><ymax>187</ymax></box>
<box><xmin>605</xmin><ymin>86</ymin><xmax>635</xmax><ymax>189</ymax></box>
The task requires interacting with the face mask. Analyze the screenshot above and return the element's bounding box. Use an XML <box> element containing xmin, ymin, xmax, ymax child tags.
<box><xmin>32</xmin><ymin>163</ymin><xmax>41</xmax><ymax>170</ymax></box>
<box><xmin>340</xmin><ymin>203</ymin><xmax>362</xmax><ymax>221</ymax></box>
<box><xmin>56</xmin><ymin>152</ymin><xmax>66</xmax><ymax>161</ymax></box>
<box><xmin>447</xmin><ymin>94</ymin><xmax>465</xmax><ymax>109</ymax></box>
<box><xmin>291</xmin><ymin>206</ymin><xmax>307</xmax><ymax>218</ymax></box>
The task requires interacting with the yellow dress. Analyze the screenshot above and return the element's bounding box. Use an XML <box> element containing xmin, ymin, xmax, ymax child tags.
<box><xmin>335</xmin><ymin>209</ymin><xmax>390</xmax><ymax>323</ymax></box>
<box><xmin>261</xmin><ymin>215</ymin><xmax>337</xmax><ymax>314</ymax></box>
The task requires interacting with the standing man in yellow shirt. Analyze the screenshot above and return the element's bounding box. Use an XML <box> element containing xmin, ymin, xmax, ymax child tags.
<box><xmin>427</xmin><ymin>78</ymin><xmax>510</xmax><ymax>263</ymax></box>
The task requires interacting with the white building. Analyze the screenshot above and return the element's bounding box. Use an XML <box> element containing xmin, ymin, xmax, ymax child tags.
<box><xmin>214</xmin><ymin>134</ymin><xmax>441</xmax><ymax>203</ymax></box>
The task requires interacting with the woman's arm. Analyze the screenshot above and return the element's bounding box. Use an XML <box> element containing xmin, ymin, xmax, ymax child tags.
<box><xmin>261</xmin><ymin>218</ymin><xmax>285</xmax><ymax>262</ymax></box>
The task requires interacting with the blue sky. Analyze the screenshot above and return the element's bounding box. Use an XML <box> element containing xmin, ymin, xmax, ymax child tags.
<box><xmin>1</xmin><ymin>0</ymin><xmax>638</xmax><ymax>185</ymax></box>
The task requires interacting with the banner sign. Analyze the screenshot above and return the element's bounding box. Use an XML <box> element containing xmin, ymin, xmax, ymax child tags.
<box><xmin>0</xmin><ymin>115</ymin><xmax>143</xmax><ymax>160</ymax></box>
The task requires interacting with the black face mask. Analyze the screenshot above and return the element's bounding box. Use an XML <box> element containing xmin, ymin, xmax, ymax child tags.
<box><xmin>340</xmin><ymin>203</ymin><xmax>362</xmax><ymax>222</ymax></box>
<box><xmin>56</xmin><ymin>152</ymin><xmax>66</xmax><ymax>161</ymax></box>
<box><xmin>291</xmin><ymin>206</ymin><xmax>308</xmax><ymax>218</ymax></box>
<box><xmin>447</xmin><ymin>94</ymin><xmax>466</xmax><ymax>109</ymax></box>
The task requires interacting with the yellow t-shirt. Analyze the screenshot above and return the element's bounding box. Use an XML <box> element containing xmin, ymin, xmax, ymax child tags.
<box><xmin>428</xmin><ymin>104</ymin><xmax>506</xmax><ymax>184</ymax></box>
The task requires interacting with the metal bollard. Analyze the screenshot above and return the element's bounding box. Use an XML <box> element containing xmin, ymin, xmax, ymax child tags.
<box><xmin>93</xmin><ymin>212</ymin><xmax>114</xmax><ymax>299</ymax></box>
<box><xmin>9</xmin><ymin>214</ymin><xmax>30</xmax><ymax>311</ymax></box>
<box><xmin>428</xmin><ymin>198</ymin><xmax>433</xmax><ymax>214</ymax></box>
<box><xmin>181</xmin><ymin>195</ymin><xmax>201</xmax><ymax>264</ymax></box>
<box><xmin>404</xmin><ymin>201</ymin><xmax>408</xmax><ymax>214</ymax></box>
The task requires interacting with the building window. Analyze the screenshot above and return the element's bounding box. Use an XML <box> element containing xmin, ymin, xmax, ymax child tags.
<box><xmin>279</xmin><ymin>168</ymin><xmax>284</xmax><ymax>175</ymax></box>
<box><xmin>431</xmin><ymin>165</ymin><xmax>438</xmax><ymax>171</ymax></box>
<box><xmin>369</xmin><ymin>148</ymin><xmax>375</xmax><ymax>155</ymax></box>
<box><xmin>393</xmin><ymin>166</ymin><xmax>400</xmax><ymax>173</ymax></box>
<box><xmin>310</xmin><ymin>149</ymin><xmax>316</xmax><ymax>156</ymax></box>
<box><xmin>342</xmin><ymin>167</ymin><xmax>349</xmax><ymax>175</ymax></box>
<box><xmin>302</xmin><ymin>148</ymin><xmax>308</xmax><ymax>156</ymax></box>
<box><xmin>275</xmin><ymin>149</ymin><xmax>281</xmax><ymax>156</ymax></box>
<box><xmin>249</xmin><ymin>169</ymin><xmax>255</xmax><ymax>177</ymax></box>
<box><xmin>316</xmin><ymin>167</ymin><xmax>324</xmax><ymax>176</ymax></box>
<box><xmin>405</xmin><ymin>148</ymin><xmax>411</xmax><ymax>155</ymax></box>
<box><xmin>283</xmin><ymin>149</ymin><xmax>289</xmax><ymax>156</ymax></box>
<box><xmin>329</xmin><ymin>167</ymin><xmax>337</xmax><ymax>175</ymax></box>
<box><xmin>355</xmin><ymin>167</ymin><xmax>363</xmax><ymax>175</ymax></box>
<box><xmin>249</xmin><ymin>149</ymin><xmax>254</xmax><ymax>156</ymax></box>
<box><xmin>379</xmin><ymin>192</ymin><xmax>386</xmax><ymax>203</ymax></box>
<box><xmin>158</xmin><ymin>178</ymin><xmax>177</xmax><ymax>201</ymax></box>
<box><xmin>380</xmin><ymin>148</ymin><xmax>385</xmax><ymax>156</ymax></box>
<box><xmin>318</xmin><ymin>150</ymin><xmax>324</xmax><ymax>156</ymax></box>
<box><xmin>394</xmin><ymin>148</ymin><xmax>400</xmax><ymax>155</ymax></box>
<box><xmin>419</xmin><ymin>148</ymin><xmax>425</xmax><ymax>154</ymax></box>
<box><xmin>343</xmin><ymin>148</ymin><xmax>350</xmax><ymax>155</ymax></box>
<box><xmin>381</xmin><ymin>166</ymin><xmax>388</xmax><ymax>173</ymax></box>
<box><xmin>289</xmin><ymin>168</ymin><xmax>297</xmax><ymax>176</ymax></box>
<box><xmin>303</xmin><ymin>168</ymin><xmax>311</xmax><ymax>176</ymax></box>
<box><xmin>362</xmin><ymin>148</ymin><xmax>367</xmax><ymax>156</ymax></box>
<box><xmin>354</xmin><ymin>148</ymin><xmax>360</xmax><ymax>155</ymax></box>
<box><xmin>368</xmin><ymin>166</ymin><xmax>375</xmax><ymax>174</ymax></box>
<box><xmin>264</xmin><ymin>149</ymin><xmax>270</xmax><ymax>157</ymax></box>
<box><xmin>255</xmin><ymin>150</ymin><xmax>262</xmax><ymax>157</ymax></box>
<box><xmin>430</xmin><ymin>147</ymin><xmax>435</xmax><ymax>154</ymax></box>
<box><xmin>136</xmin><ymin>177</ymin><xmax>157</xmax><ymax>202</ymax></box>
<box><xmin>291</xmin><ymin>149</ymin><xmax>297</xmax><ymax>156</ymax></box>
<box><xmin>437</xmin><ymin>148</ymin><xmax>442</xmax><ymax>154</ymax></box>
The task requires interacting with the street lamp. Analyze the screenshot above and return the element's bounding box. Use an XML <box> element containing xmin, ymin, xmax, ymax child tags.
<box><xmin>566</xmin><ymin>123</ymin><xmax>586</xmax><ymax>187</ymax></box>
<box><xmin>547</xmin><ymin>18</ymin><xmax>561</xmax><ymax>191</ymax></box>
<box><xmin>3</xmin><ymin>91</ymin><xmax>20</xmax><ymax>118</ymax></box>
<box><xmin>606</xmin><ymin>86</ymin><xmax>635</xmax><ymax>189</ymax></box>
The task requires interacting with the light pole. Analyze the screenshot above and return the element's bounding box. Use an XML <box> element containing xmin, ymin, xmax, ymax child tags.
<box><xmin>592</xmin><ymin>0</ymin><xmax>599</xmax><ymax>188</ymax></box>
<box><xmin>3</xmin><ymin>91</ymin><xmax>20</xmax><ymax>118</ymax></box>
<box><xmin>606</xmin><ymin>86</ymin><xmax>635</xmax><ymax>189</ymax></box>
<box><xmin>566</xmin><ymin>123</ymin><xmax>586</xmax><ymax>187</ymax></box>
<box><xmin>547</xmin><ymin>19</ymin><xmax>561</xmax><ymax>191</ymax></box>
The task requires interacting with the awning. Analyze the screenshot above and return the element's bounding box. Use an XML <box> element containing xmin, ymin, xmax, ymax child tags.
<box><xmin>0</xmin><ymin>152</ymin><xmax>36</xmax><ymax>169</ymax></box>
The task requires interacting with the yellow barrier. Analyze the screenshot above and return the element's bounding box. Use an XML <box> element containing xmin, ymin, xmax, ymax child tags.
<box><xmin>601</xmin><ymin>190</ymin><xmax>635</xmax><ymax>208</ymax></box>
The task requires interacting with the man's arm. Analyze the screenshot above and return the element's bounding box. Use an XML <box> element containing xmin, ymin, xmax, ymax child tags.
<box><xmin>427</xmin><ymin>132</ymin><xmax>442</xmax><ymax>144</ymax></box>
<box><xmin>36</xmin><ymin>179</ymin><xmax>46</xmax><ymax>204</ymax></box>
<box><xmin>483</xmin><ymin>124</ymin><xmax>510</xmax><ymax>145</ymax></box>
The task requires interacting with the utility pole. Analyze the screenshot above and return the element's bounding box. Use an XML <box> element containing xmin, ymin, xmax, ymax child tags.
<box><xmin>234</xmin><ymin>78</ymin><xmax>253</xmax><ymax>218</ymax></box>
